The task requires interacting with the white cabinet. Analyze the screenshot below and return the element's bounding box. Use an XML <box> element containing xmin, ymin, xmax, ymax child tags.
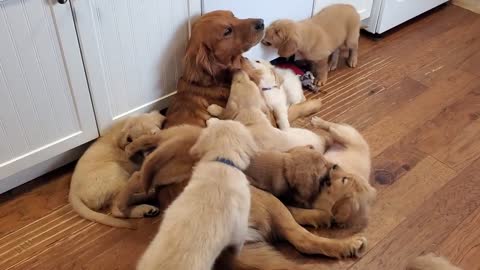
<box><xmin>203</xmin><ymin>0</ymin><xmax>373</xmax><ymax>60</ymax></box>
<box><xmin>72</xmin><ymin>0</ymin><xmax>200</xmax><ymax>133</ymax></box>
<box><xmin>0</xmin><ymin>0</ymin><xmax>98</xmax><ymax>193</ymax></box>
<box><xmin>314</xmin><ymin>0</ymin><xmax>373</xmax><ymax>20</ymax></box>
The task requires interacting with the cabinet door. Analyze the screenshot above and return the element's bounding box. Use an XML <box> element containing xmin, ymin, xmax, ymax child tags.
<box><xmin>202</xmin><ymin>0</ymin><xmax>315</xmax><ymax>60</ymax></box>
<box><xmin>313</xmin><ymin>0</ymin><xmax>373</xmax><ymax>20</ymax></box>
<box><xmin>72</xmin><ymin>0</ymin><xmax>200</xmax><ymax>133</ymax></box>
<box><xmin>0</xmin><ymin>0</ymin><xmax>98</xmax><ymax>192</ymax></box>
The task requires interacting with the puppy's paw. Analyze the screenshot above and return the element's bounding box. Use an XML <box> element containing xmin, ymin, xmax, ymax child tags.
<box><xmin>329</xmin><ymin>62</ymin><xmax>338</xmax><ymax>71</ymax></box>
<box><xmin>207</xmin><ymin>104</ymin><xmax>224</xmax><ymax>116</ymax></box>
<box><xmin>311</xmin><ymin>116</ymin><xmax>330</xmax><ymax>130</ymax></box>
<box><xmin>130</xmin><ymin>204</ymin><xmax>160</xmax><ymax>218</ymax></box>
<box><xmin>347</xmin><ymin>57</ymin><xmax>358</xmax><ymax>68</ymax></box>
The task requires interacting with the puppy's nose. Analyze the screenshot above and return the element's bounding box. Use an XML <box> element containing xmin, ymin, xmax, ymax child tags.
<box><xmin>254</xmin><ymin>19</ymin><xmax>264</xmax><ymax>31</ymax></box>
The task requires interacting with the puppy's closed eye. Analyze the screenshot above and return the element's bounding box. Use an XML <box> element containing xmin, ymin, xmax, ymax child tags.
<box><xmin>342</xmin><ymin>177</ymin><xmax>348</xmax><ymax>184</ymax></box>
<box><xmin>126</xmin><ymin>136</ymin><xmax>133</xmax><ymax>143</ymax></box>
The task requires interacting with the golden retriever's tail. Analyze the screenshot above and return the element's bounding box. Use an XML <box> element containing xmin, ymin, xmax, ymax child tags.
<box><xmin>69</xmin><ymin>191</ymin><xmax>134</xmax><ymax>229</ymax></box>
<box><xmin>406</xmin><ymin>253</ymin><xmax>462</xmax><ymax>270</ymax></box>
<box><xmin>234</xmin><ymin>242</ymin><xmax>311</xmax><ymax>270</ymax></box>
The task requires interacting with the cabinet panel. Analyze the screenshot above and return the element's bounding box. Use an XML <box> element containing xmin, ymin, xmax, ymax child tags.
<box><xmin>0</xmin><ymin>0</ymin><xmax>98</xmax><ymax>192</ymax></box>
<box><xmin>72</xmin><ymin>0</ymin><xmax>198</xmax><ymax>133</ymax></box>
<box><xmin>314</xmin><ymin>0</ymin><xmax>373</xmax><ymax>20</ymax></box>
<box><xmin>203</xmin><ymin>0</ymin><xmax>315</xmax><ymax>60</ymax></box>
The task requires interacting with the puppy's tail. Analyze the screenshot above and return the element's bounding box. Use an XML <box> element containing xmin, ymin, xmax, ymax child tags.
<box><xmin>406</xmin><ymin>253</ymin><xmax>462</xmax><ymax>270</ymax></box>
<box><xmin>69</xmin><ymin>191</ymin><xmax>134</xmax><ymax>229</ymax></box>
<box><xmin>234</xmin><ymin>242</ymin><xmax>311</xmax><ymax>270</ymax></box>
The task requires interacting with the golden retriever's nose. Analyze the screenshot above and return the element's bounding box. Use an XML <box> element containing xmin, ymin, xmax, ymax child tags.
<box><xmin>254</xmin><ymin>19</ymin><xmax>264</xmax><ymax>31</ymax></box>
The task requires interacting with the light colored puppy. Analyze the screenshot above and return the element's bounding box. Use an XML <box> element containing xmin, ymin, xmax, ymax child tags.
<box><xmin>69</xmin><ymin>111</ymin><xmax>165</xmax><ymax>229</ymax></box>
<box><xmin>208</xmin><ymin>71</ymin><xmax>327</xmax><ymax>153</ymax></box>
<box><xmin>262</xmin><ymin>4</ymin><xmax>361</xmax><ymax>87</ymax></box>
<box><xmin>137</xmin><ymin>119</ymin><xmax>258</xmax><ymax>270</ymax></box>
<box><xmin>289</xmin><ymin>117</ymin><xmax>376</xmax><ymax>228</ymax></box>
<box><xmin>406</xmin><ymin>253</ymin><xmax>462</xmax><ymax>270</ymax></box>
<box><xmin>250</xmin><ymin>59</ymin><xmax>307</xmax><ymax>129</ymax></box>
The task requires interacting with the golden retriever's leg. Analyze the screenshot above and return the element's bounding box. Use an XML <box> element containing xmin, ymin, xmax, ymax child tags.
<box><xmin>288</xmin><ymin>207</ymin><xmax>332</xmax><ymax>228</ymax></box>
<box><xmin>311</xmin><ymin>116</ymin><xmax>353</xmax><ymax>146</ymax></box>
<box><xmin>329</xmin><ymin>48</ymin><xmax>340</xmax><ymax>71</ymax></box>
<box><xmin>266</xmin><ymin>193</ymin><xmax>366</xmax><ymax>258</ymax></box>
<box><xmin>287</xmin><ymin>98</ymin><xmax>323</xmax><ymax>122</ymax></box>
<box><xmin>314</xmin><ymin>59</ymin><xmax>329</xmax><ymax>87</ymax></box>
<box><xmin>111</xmin><ymin>172</ymin><xmax>160</xmax><ymax>218</ymax></box>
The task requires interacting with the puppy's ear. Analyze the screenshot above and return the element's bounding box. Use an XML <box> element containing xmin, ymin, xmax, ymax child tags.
<box><xmin>272</xmin><ymin>68</ymin><xmax>284</xmax><ymax>86</ymax></box>
<box><xmin>278</xmin><ymin>38</ymin><xmax>298</xmax><ymax>58</ymax></box>
<box><xmin>332</xmin><ymin>197</ymin><xmax>359</xmax><ymax>225</ymax></box>
<box><xmin>148</xmin><ymin>111</ymin><xmax>166</xmax><ymax>129</ymax></box>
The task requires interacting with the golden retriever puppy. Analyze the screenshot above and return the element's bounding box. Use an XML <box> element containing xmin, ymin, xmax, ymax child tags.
<box><xmin>289</xmin><ymin>117</ymin><xmax>376</xmax><ymax>228</ymax></box>
<box><xmin>250</xmin><ymin>59</ymin><xmax>308</xmax><ymax>129</ymax></box>
<box><xmin>406</xmin><ymin>254</ymin><xmax>462</xmax><ymax>270</ymax></box>
<box><xmin>69</xmin><ymin>111</ymin><xmax>165</xmax><ymax>229</ymax></box>
<box><xmin>137</xmin><ymin>119</ymin><xmax>258</xmax><ymax>270</ymax></box>
<box><xmin>111</xmin><ymin>124</ymin><xmax>202</xmax><ymax>218</ymax></box>
<box><xmin>262</xmin><ymin>4</ymin><xmax>361</xmax><ymax>87</ymax></box>
<box><xmin>208</xmin><ymin>71</ymin><xmax>327</xmax><ymax>152</ymax></box>
<box><xmin>246</xmin><ymin>145</ymin><xmax>331</xmax><ymax>208</ymax></box>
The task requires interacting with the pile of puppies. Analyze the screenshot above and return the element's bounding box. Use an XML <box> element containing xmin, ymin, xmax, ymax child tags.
<box><xmin>68</xmin><ymin>5</ymin><xmax>461</xmax><ymax>270</ymax></box>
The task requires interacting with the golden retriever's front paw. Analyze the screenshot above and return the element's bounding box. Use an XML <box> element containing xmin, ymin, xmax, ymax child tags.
<box><xmin>340</xmin><ymin>236</ymin><xmax>367</xmax><ymax>258</ymax></box>
<box><xmin>207</xmin><ymin>104</ymin><xmax>224</xmax><ymax>116</ymax></box>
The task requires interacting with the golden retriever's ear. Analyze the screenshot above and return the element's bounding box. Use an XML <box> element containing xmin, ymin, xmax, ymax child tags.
<box><xmin>184</xmin><ymin>42</ymin><xmax>214</xmax><ymax>83</ymax></box>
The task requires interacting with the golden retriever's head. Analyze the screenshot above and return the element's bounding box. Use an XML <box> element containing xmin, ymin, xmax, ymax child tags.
<box><xmin>323</xmin><ymin>164</ymin><xmax>377</xmax><ymax>226</ymax></box>
<box><xmin>284</xmin><ymin>145</ymin><xmax>332</xmax><ymax>207</ymax></box>
<box><xmin>190</xmin><ymin>119</ymin><xmax>258</xmax><ymax>169</ymax></box>
<box><xmin>184</xmin><ymin>10</ymin><xmax>265</xmax><ymax>84</ymax></box>
<box><xmin>118</xmin><ymin>111</ymin><xmax>166</xmax><ymax>149</ymax></box>
<box><xmin>262</xmin><ymin>20</ymin><xmax>299</xmax><ymax>58</ymax></box>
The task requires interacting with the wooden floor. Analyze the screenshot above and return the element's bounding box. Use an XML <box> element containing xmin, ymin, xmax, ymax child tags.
<box><xmin>1</xmin><ymin>4</ymin><xmax>480</xmax><ymax>270</ymax></box>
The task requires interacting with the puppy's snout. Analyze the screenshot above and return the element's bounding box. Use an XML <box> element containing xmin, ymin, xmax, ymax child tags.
<box><xmin>254</xmin><ymin>19</ymin><xmax>264</xmax><ymax>31</ymax></box>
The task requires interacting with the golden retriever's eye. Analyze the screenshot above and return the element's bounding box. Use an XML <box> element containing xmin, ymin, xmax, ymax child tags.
<box><xmin>342</xmin><ymin>177</ymin><xmax>348</xmax><ymax>184</ymax></box>
<box><xmin>255</xmin><ymin>60</ymin><xmax>260</xmax><ymax>63</ymax></box>
<box><xmin>224</xmin><ymin>27</ymin><xmax>233</xmax><ymax>36</ymax></box>
<box><xmin>126</xmin><ymin>136</ymin><xmax>133</xmax><ymax>143</ymax></box>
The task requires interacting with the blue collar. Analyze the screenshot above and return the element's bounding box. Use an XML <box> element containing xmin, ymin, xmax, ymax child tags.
<box><xmin>214</xmin><ymin>157</ymin><xmax>241</xmax><ymax>170</ymax></box>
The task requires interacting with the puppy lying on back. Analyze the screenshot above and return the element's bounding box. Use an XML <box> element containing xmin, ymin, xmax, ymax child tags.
<box><xmin>246</xmin><ymin>145</ymin><xmax>331</xmax><ymax>208</ymax></box>
<box><xmin>289</xmin><ymin>117</ymin><xmax>376</xmax><ymax>228</ymax></box>
<box><xmin>262</xmin><ymin>4</ymin><xmax>361</xmax><ymax>87</ymax></box>
<box><xmin>69</xmin><ymin>111</ymin><xmax>165</xmax><ymax>229</ymax></box>
<box><xmin>250</xmin><ymin>59</ymin><xmax>307</xmax><ymax>129</ymax></box>
<box><xmin>137</xmin><ymin>119</ymin><xmax>257</xmax><ymax>270</ymax></box>
<box><xmin>208</xmin><ymin>70</ymin><xmax>327</xmax><ymax>152</ymax></box>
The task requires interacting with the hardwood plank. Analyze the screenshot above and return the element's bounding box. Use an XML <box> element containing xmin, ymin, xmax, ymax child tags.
<box><xmin>435</xmin><ymin>206</ymin><xmax>480</xmax><ymax>270</ymax></box>
<box><xmin>348</xmin><ymin>157</ymin><xmax>480</xmax><ymax>270</ymax></box>
<box><xmin>362</xmin><ymin>70</ymin><xmax>475</xmax><ymax>157</ymax></box>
